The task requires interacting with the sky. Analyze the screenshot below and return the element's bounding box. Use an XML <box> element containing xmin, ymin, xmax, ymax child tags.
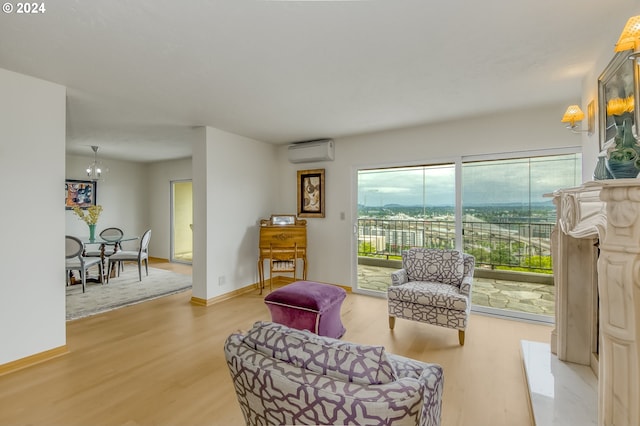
<box><xmin>357</xmin><ymin>154</ymin><xmax>582</xmax><ymax>206</ymax></box>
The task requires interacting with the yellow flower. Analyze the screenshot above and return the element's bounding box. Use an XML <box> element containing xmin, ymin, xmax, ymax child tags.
<box><xmin>607</xmin><ymin>95</ymin><xmax>635</xmax><ymax>116</ymax></box>
<box><xmin>72</xmin><ymin>205</ymin><xmax>103</xmax><ymax>225</ymax></box>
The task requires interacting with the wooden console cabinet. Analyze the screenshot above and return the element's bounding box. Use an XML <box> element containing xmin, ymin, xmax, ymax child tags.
<box><xmin>258</xmin><ymin>216</ymin><xmax>307</xmax><ymax>293</ymax></box>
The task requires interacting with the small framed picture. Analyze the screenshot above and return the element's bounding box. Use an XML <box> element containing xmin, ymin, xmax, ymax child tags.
<box><xmin>271</xmin><ymin>215</ymin><xmax>296</xmax><ymax>225</ymax></box>
<box><xmin>65</xmin><ymin>179</ymin><xmax>97</xmax><ymax>210</ymax></box>
<box><xmin>297</xmin><ymin>169</ymin><xmax>325</xmax><ymax>218</ymax></box>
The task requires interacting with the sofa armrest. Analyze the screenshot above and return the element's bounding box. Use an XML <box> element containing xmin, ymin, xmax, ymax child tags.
<box><xmin>388</xmin><ymin>353</ymin><xmax>443</xmax><ymax>426</ymax></box>
<box><xmin>391</xmin><ymin>269</ymin><xmax>408</xmax><ymax>286</ymax></box>
<box><xmin>459</xmin><ymin>275</ymin><xmax>473</xmax><ymax>296</ymax></box>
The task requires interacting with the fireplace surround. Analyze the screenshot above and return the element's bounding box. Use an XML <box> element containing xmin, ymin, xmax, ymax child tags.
<box><xmin>551</xmin><ymin>179</ymin><xmax>640</xmax><ymax>426</ymax></box>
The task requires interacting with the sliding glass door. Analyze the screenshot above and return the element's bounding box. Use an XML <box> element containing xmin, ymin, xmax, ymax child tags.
<box><xmin>461</xmin><ymin>153</ymin><xmax>581</xmax><ymax>320</ymax></box>
<box><xmin>356</xmin><ymin>164</ymin><xmax>455</xmax><ymax>294</ymax></box>
<box><xmin>354</xmin><ymin>151</ymin><xmax>581</xmax><ymax>320</ymax></box>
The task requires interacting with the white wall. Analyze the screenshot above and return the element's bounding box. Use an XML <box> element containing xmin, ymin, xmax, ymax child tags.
<box><xmin>276</xmin><ymin>102</ymin><xmax>579</xmax><ymax>288</ymax></box>
<box><xmin>147</xmin><ymin>157</ymin><xmax>192</xmax><ymax>258</ymax></box>
<box><xmin>65</xmin><ymin>155</ymin><xmax>149</xmax><ymax>251</ymax></box>
<box><xmin>192</xmin><ymin>126</ymin><xmax>278</xmax><ymax>300</ymax></box>
<box><xmin>0</xmin><ymin>68</ymin><xmax>66</xmax><ymax>364</ymax></box>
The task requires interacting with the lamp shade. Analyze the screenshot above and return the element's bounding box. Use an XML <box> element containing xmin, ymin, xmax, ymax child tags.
<box><xmin>615</xmin><ymin>15</ymin><xmax>640</xmax><ymax>52</ymax></box>
<box><xmin>561</xmin><ymin>105</ymin><xmax>585</xmax><ymax>126</ymax></box>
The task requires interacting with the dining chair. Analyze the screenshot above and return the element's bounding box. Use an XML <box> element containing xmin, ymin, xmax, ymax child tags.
<box><xmin>85</xmin><ymin>227</ymin><xmax>125</xmax><ymax>274</ymax></box>
<box><xmin>85</xmin><ymin>227</ymin><xmax>124</xmax><ymax>256</ymax></box>
<box><xmin>65</xmin><ymin>235</ymin><xmax>103</xmax><ymax>293</ymax></box>
<box><xmin>265</xmin><ymin>243</ymin><xmax>299</xmax><ymax>294</ymax></box>
<box><xmin>107</xmin><ymin>229</ymin><xmax>151</xmax><ymax>282</ymax></box>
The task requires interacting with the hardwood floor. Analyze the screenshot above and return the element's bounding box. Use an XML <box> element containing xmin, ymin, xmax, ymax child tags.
<box><xmin>0</xmin><ymin>261</ymin><xmax>550</xmax><ymax>425</ymax></box>
<box><xmin>148</xmin><ymin>257</ymin><xmax>193</xmax><ymax>275</ymax></box>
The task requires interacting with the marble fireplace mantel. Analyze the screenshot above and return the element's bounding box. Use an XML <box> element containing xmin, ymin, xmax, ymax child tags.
<box><xmin>551</xmin><ymin>179</ymin><xmax>640</xmax><ymax>426</ymax></box>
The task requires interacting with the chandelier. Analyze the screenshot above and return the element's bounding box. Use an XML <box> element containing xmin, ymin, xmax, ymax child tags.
<box><xmin>86</xmin><ymin>145</ymin><xmax>107</xmax><ymax>181</ymax></box>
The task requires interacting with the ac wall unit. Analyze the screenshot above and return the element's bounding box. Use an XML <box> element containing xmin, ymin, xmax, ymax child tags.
<box><xmin>287</xmin><ymin>139</ymin><xmax>335</xmax><ymax>163</ymax></box>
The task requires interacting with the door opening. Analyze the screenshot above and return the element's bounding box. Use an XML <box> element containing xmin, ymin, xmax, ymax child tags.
<box><xmin>171</xmin><ymin>180</ymin><xmax>193</xmax><ymax>264</ymax></box>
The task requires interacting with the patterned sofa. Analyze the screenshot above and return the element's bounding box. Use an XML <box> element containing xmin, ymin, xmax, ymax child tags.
<box><xmin>224</xmin><ymin>321</ymin><xmax>444</xmax><ymax>426</ymax></box>
<box><xmin>388</xmin><ymin>248</ymin><xmax>475</xmax><ymax>345</ymax></box>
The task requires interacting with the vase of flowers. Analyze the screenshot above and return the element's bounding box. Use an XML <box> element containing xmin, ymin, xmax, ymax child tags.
<box><xmin>605</xmin><ymin>116</ymin><xmax>640</xmax><ymax>178</ymax></box>
<box><xmin>72</xmin><ymin>205</ymin><xmax>103</xmax><ymax>240</ymax></box>
<box><xmin>605</xmin><ymin>98</ymin><xmax>640</xmax><ymax>178</ymax></box>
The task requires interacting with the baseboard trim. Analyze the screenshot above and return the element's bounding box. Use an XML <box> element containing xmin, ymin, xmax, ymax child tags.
<box><xmin>190</xmin><ymin>277</ymin><xmax>351</xmax><ymax>307</ymax></box>
<box><xmin>190</xmin><ymin>282</ymin><xmax>258</xmax><ymax>307</ymax></box>
<box><xmin>273</xmin><ymin>276</ymin><xmax>352</xmax><ymax>293</ymax></box>
<box><xmin>0</xmin><ymin>345</ymin><xmax>69</xmax><ymax>377</ymax></box>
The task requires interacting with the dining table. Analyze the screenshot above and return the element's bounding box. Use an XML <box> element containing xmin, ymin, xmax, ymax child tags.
<box><xmin>69</xmin><ymin>235</ymin><xmax>139</xmax><ymax>284</ymax></box>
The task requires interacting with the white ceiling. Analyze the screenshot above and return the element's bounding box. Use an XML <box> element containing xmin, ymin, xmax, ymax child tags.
<box><xmin>1</xmin><ymin>0</ymin><xmax>639</xmax><ymax>162</ymax></box>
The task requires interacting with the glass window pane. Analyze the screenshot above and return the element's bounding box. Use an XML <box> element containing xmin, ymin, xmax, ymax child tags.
<box><xmin>358</xmin><ymin>164</ymin><xmax>456</xmax><ymax>261</ymax></box>
<box><xmin>462</xmin><ymin>153</ymin><xmax>581</xmax><ymax>272</ymax></box>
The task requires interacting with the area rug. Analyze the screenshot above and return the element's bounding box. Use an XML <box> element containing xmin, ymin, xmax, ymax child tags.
<box><xmin>66</xmin><ymin>266</ymin><xmax>192</xmax><ymax>320</ymax></box>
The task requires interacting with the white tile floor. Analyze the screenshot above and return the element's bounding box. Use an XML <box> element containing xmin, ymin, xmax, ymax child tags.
<box><xmin>521</xmin><ymin>340</ymin><xmax>597</xmax><ymax>426</ymax></box>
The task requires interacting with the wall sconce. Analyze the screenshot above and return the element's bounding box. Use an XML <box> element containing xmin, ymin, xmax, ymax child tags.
<box><xmin>615</xmin><ymin>15</ymin><xmax>640</xmax><ymax>57</ymax></box>
<box><xmin>562</xmin><ymin>103</ymin><xmax>594</xmax><ymax>134</ymax></box>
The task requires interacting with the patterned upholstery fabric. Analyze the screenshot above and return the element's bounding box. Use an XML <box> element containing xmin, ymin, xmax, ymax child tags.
<box><xmin>404</xmin><ymin>248</ymin><xmax>464</xmax><ymax>286</ymax></box>
<box><xmin>389</xmin><ymin>282</ymin><xmax>468</xmax><ymax>311</ymax></box>
<box><xmin>388</xmin><ymin>248</ymin><xmax>475</xmax><ymax>340</ymax></box>
<box><xmin>244</xmin><ymin>321</ymin><xmax>395</xmax><ymax>385</ymax></box>
<box><xmin>225</xmin><ymin>321</ymin><xmax>444</xmax><ymax>426</ymax></box>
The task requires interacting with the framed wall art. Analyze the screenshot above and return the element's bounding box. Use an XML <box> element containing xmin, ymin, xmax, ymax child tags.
<box><xmin>297</xmin><ymin>169</ymin><xmax>325</xmax><ymax>218</ymax></box>
<box><xmin>598</xmin><ymin>50</ymin><xmax>640</xmax><ymax>150</ymax></box>
<box><xmin>65</xmin><ymin>179</ymin><xmax>97</xmax><ymax>210</ymax></box>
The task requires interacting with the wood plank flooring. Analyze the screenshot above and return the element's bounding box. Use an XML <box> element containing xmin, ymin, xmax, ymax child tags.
<box><xmin>0</xmin><ymin>261</ymin><xmax>551</xmax><ymax>426</ymax></box>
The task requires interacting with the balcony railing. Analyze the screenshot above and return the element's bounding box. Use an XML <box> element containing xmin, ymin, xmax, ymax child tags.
<box><xmin>357</xmin><ymin>218</ymin><xmax>554</xmax><ymax>273</ymax></box>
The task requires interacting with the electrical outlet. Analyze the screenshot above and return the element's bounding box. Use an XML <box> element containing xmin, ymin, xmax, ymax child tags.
<box><xmin>218</xmin><ymin>275</ymin><xmax>226</xmax><ymax>286</ymax></box>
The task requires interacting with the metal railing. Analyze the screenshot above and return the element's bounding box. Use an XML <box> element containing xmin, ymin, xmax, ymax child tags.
<box><xmin>357</xmin><ymin>218</ymin><xmax>554</xmax><ymax>273</ymax></box>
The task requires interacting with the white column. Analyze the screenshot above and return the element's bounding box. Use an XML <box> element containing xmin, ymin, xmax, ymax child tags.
<box><xmin>191</xmin><ymin>127</ymin><xmax>209</xmax><ymax>302</ymax></box>
<box><xmin>598</xmin><ymin>181</ymin><xmax>640</xmax><ymax>426</ymax></box>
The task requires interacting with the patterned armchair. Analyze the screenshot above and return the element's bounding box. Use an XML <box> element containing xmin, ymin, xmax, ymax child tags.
<box><xmin>224</xmin><ymin>321</ymin><xmax>444</xmax><ymax>426</ymax></box>
<box><xmin>388</xmin><ymin>248</ymin><xmax>475</xmax><ymax>345</ymax></box>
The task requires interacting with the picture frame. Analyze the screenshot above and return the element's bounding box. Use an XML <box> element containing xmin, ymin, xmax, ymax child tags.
<box><xmin>598</xmin><ymin>50</ymin><xmax>640</xmax><ymax>150</ymax></box>
<box><xmin>587</xmin><ymin>100</ymin><xmax>595</xmax><ymax>136</ymax></box>
<box><xmin>65</xmin><ymin>179</ymin><xmax>97</xmax><ymax>210</ymax></box>
<box><xmin>271</xmin><ymin>214</ymin><xmax>296</xmax><ymax>225</ymax></box>
<box><xmin>297</xmin><ymin>169</ymin><xmax>325</xmax><ymax>218</ymax></box>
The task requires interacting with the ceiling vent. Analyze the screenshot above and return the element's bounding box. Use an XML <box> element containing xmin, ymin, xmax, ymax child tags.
<box><xmin>287</xmin><ymin>139</ymin><xmax>335</xmax><ymax>163</ymax></box>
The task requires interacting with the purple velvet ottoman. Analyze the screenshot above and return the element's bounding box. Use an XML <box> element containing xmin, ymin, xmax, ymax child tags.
<box><xmin>264</xmin><ymin>281</ymin><xmax>347</xmax><ymax>339</ymax></box>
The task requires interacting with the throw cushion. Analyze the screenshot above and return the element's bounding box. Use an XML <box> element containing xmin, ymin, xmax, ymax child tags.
<box><xmin>244</xmin><ymin>321</ymin><xmax>396</xmax><ymax>385</ymax></box>
<box><xmin>405</xmin><ymin>248</ymin><xmax>464</xmax><ymax>286</ymax></box>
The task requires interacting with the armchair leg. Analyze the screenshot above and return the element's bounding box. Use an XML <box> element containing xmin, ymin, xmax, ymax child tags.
<box><xmin>388</xmin><ymin>316</ymin><xmax>395</xmax><ymax>330</ymax></box>
<box><xmin>458</xmin><ymin>330</ymin><xmax>465</xmax><ymax>346</ymax></box>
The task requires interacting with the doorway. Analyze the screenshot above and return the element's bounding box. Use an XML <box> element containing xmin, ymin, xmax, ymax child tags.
<box><xmin>171</xmin><ymin>180</ymin><xmax>193</xmax><ymax>264</ymax></box>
